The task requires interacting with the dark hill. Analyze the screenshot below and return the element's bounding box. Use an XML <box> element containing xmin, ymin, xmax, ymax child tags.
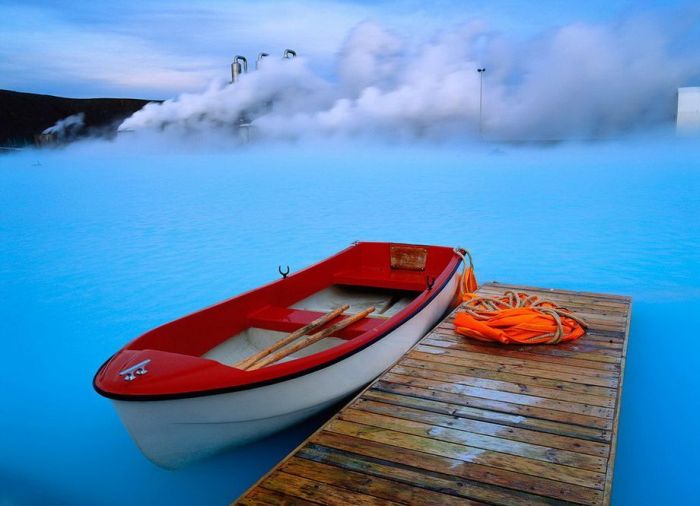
<box><xmin>0</xmin><ymin>89</ymin><xmax>157</xmax><ymax>147</ymax></box>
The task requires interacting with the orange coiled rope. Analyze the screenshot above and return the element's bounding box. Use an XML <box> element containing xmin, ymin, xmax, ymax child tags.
<box><xmin>452</xmin><ymin>249</ymin><xmax>587</xmax><ymax>345</ymax></box>
<box><xmin>454</xmin><ymin>291</ymin><xmax>588</xmax><ymax>345</ymax></box>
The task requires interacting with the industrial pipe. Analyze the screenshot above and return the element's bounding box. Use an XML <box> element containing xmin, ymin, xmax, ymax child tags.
<box><xmin>256</xmin><ymin>52</ymin><xmax>269</xmax><ymax>70</ymax></box>
<box><xmin>231</xmin><ymin>55</ymin><xmax>248</xmax><ymax>83</ymax></box>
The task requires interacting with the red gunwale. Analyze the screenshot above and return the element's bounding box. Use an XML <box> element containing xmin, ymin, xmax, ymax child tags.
<box><xmin>94</xmin><ymin>242</ymin><xmax>461</xmax><ymax>401</ymax></box>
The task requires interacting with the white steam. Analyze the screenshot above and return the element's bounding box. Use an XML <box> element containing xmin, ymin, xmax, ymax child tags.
<box><xmin>120</xmin><ymin>16</ymin><xmax>699</xmax><ymax>142</ymax></box>
<box><xmin>43</xmin><ymin>113</ymin><xmax>85</xmax><ymax>139</ymax></box>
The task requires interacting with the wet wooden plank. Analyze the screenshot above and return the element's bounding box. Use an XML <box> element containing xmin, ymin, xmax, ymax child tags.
<box><xmin>480</xmin><ymin>282</ymin><xmax>631</xmax><ymax>302</ymax></box>
<box><xmin>390</xmin><ymin>364</ymin><xmax>615</xmax><ymax>408</ymax></box>
<box><xmin>337</xmin><ymin>408</ymin><xmax>608</xmax><ymax>472</ymax></box>
<box><xmin>297</xmin><ymin>443</ymin><xmax>571</xmax><ymax>506</ymax></box>
<box><xmin>361</xmin><ymin>389</ymin><xmax>613</xmax><ymax>443</ymax></box>
<box><xmin>421</xmin><ymin>338</ymin><xmax>622</xmax><ymax>372</ymax></box>
<box><xmin>262</xmin><ymin>471</ymin><xmax>399</xmax><ymax>505</ymax></box>
<box><xmin>234</xmin><ymin>282</ymin><xmax>631</xmax><ymax>505</ymax></box>
<box><xmin>398</xmin><ymin>356</ymin><xmax>618</xmax><ymax>398</ymax></box>
<box><xmin>351</xmin><ymin>398</ymin><xmax>611</xmax><ymax>457</ymax></box>
<box><xmin>309</xmin><ymin>432</ymin><xmax>604</xmax><ymax>505</ymax></box>
<box><xmin>379</xmin><ymin>372</ymin><xmax>615</xmax><ymax>419</ymax></box>
<box><xmin>408</xmin><ymin>349</ymin><xmax>620</xmax><ymax>388</ymax></box>
<box><xmin>238</xmin><ymin>488</ymin><xmax>318</xmax><ymax>506</ymax></box>
<box><xmin>371</xmin><ymin>380</ymin><xmax>614</xmax><ymax>432</ymax></box>
<box><xmin>282</xmin><ymin>457</ymin><xmax>487</xmax><ymax>506</ymax></box>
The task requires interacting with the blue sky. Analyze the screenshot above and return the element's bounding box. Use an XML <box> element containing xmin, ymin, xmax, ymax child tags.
<box><xmin>0</xmin><ymin>0</ymin><xmax>696</xmax><ymax>99</ymax></box>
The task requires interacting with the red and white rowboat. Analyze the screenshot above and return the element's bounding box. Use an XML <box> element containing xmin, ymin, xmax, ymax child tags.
<box><xmin>94</xmin><ymin>242</ymin><xmax>463</xmax><ymax>468</ymax></box>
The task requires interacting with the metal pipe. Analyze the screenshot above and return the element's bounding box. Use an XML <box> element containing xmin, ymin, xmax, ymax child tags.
<box><xmin>256</xmin><ymin>52</ymin><xmax>269</xmax><ymax>70</ymax></box>
<box><xmin>231</xmin><ymin>55</ymin><xmax>248</xmax><ymax>83</ymax></box>
<box><xmin>477</xmin><ymin>68</ymin><xmax>486</xmax><ymax>138</ymax></box>
<box><xmin>283</xmin><ymin>49</ymin><xmax>297</xmax><ymax>59</ymax></box>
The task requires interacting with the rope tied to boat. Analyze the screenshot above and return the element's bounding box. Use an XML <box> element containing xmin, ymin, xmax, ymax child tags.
<box><xmin>452</xmin><ymin>249</ymin><xmax>587</xmax><ymax>345</ymax></box>
<box><xmin>453</xmin><ymin>247</ymin><xmax>478</xmax><ymax>296</ymax></box>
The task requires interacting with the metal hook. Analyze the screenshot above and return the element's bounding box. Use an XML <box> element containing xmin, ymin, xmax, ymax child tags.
<box><xmin>426</xmin><ymin>276</ymin><xmax>435</xmax><ymax>291</ymax></box>
<box><xmin>278</xmin><ymin>265</ymin><xmax>290</xmax><ymax>279</ymax></box>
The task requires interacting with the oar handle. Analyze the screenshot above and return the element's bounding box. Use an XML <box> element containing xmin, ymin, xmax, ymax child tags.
<box><xmin>249</xmin><ymin>306</ymin><xmax>376</xmax><ymax>370</ymax></box>
<box><xmin>233</xmin><ymin>304</ymin><xmax>349</xmax><ymax>370</ymax></box>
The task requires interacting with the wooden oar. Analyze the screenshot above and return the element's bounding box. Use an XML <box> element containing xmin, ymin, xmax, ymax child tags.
<box><xmin>248</xmin><ymin>306</ymin><xmax>376</xmax><ymax>370</ymax></box>
<box><xmin>233</xmin><ymin>305</ymin><xmax>350</xmax><ymax>370</ymax></box>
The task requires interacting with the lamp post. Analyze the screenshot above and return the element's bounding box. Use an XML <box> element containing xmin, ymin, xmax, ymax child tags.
<box><xmin>477</xmin><ymin>68</ymin><xmax>486</xmax><ymax>137</ymax></box>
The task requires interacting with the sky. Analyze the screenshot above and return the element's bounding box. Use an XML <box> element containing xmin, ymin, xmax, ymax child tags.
<box><xmin>1</xmin><ymin>0</ymin><xmax>698</xmax><ymax>100</ymax></box>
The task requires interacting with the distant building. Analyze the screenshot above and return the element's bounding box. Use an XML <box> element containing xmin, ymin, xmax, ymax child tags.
<box><xmin>677</xmin><ymin>87</ymin><xmax>700</xmax><ymax>133</ymax></box>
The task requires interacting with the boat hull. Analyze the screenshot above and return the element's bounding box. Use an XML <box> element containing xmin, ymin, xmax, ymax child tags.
<box><xmin>112</xmin><ymin>271</ymin><xmax>459</xmax><ymax>468</ymax></box>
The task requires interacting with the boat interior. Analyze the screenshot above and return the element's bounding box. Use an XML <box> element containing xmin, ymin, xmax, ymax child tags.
<box><xmin>202</xmin><ymin>284</ymin><xmax>419</xmax><ymax>366</ymax></box>
<box><xmin>125</xmin><ymin>243</ymin><xmax>456</xmax><ymax>371</ymax></box>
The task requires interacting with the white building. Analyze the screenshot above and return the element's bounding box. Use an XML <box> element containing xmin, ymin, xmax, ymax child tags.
<box><xmin>677</xmin><ymin>87</ymin><xmax>700</xmax><ymax>133</ymax></box>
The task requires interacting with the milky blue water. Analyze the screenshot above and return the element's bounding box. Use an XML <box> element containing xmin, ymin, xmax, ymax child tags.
<box><xmin>1</xmin><ymin>138</ymin><xmax>698</xmax><ymax>505</ymax></box>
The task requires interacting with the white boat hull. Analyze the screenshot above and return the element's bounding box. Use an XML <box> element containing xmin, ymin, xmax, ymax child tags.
<box><xmin>113</xmin><ymin>272</ymin><xmax>459</xmax><ymax>469</ymax></box>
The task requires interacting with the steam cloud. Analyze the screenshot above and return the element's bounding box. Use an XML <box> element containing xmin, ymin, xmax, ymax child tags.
<box><xmin>120</xmin><ymin>15</ymin><xmax>700</xmax><ymax>142</ymax></box>
<box><xmin>43</xmin><ymin>113</ymin><xmax>85</xmax><ymax>140</ymax></box>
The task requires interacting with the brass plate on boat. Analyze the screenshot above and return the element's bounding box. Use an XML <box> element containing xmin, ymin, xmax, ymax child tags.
<box><xmin>390</xmin><ymin>245</ymin><xmax>427</xmax><ymax>271</ymax></box>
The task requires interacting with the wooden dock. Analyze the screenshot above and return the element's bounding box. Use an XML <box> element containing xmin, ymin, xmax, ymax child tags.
<box><xmin>235</xmin><ymin>282</ymin><xmax>632</xmax><ymax>505</ymax></box>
